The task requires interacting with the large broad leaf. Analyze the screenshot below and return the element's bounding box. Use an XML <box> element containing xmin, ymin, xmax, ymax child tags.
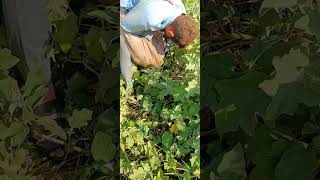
<box><xmin>247</xmin><ymin>125</ymin><xmax>273</xmax><ymax>163</ymax></box>
<box><xmin>36</xmin><ymin>116</ymin><xmax>67</xmax><ymax>140</ymax></box>
<box><xmin>201</xmin><ymin>54</ymin><xmax>230</xmax><ymax>110</ymax></box>
<box><xmin>260</xmin><ymin>0</ymin><xmax>298</xmax><ymax>16</ymax></box>
<box><xmin>264</xmin><ymin>55</ymin><xmax>320</xmax><ymax>124</ymax></box>
<box><xmin>249</xmin><ymin>140</ymin><xmax>289</xmax><ymax>180</ymax></box>
<box><xmin>91</xmin><ymin>132</ymin><xmax>116</xmax><ymax>161</ymax></box>
<box><xmin>95</xmin><ymin>67</ymin><xmax>120</xmax><ymax>102</ymax></box>
<box><xmin>202</xmin><ymin>52</ymin><xmax>237</xmax><ymax>80</ymax></box>
<box><xmin>275</xmin><ymin>144</ymin><xmax>317</xmax><ymax>180</ymax></box>
<box><xmin>215</xmin><ymin>72</ymin><xmax>270</xmax><ymax>135</ymax></box>
<box><xmin>217</xmin><ymin>143</ymin><xmax>246</xmax><ymax>180</ymax></box>
<box><xmin>0</xmin><ymin>49</ymin><xmax>19</xmax><ymax>70</ymax></box>
<box><xmin>68</xmin><ymin>108</ymin><xmax>93</xmax><ymax>129</ymax></box>
<box><xmin>265</xmin><ymin>81</ymin><xmax>320</xmax><ymax>125</ymax></box>
<box><xmin>95</xmin><ymin>108</ymin><xmax>119</xmax><ymax>134</ymax></box>
<box><xmin>259</xmin><ymin>49</ymin><xmax>309</xmax><ymax>96</ymax></box>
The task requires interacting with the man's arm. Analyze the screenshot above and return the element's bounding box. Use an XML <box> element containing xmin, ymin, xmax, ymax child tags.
<box><xmin>121</xmin><ymin>0</ymin><xmax>177</xmax><ymax>36</ymax></box>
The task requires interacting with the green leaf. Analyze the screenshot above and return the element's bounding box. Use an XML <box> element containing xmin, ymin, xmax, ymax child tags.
<box><xmin>95</xmin><ymin>108</ymin><xmax>119</xmax><ymax>133</ymax></box>
<box><xmin>84</xmin><ymin>27</ymin><xmax>105</xmax><ymax>62</ymax></box>
<box><xmin>14</xmin><ymin>149</ymin><xmax>27</xmax><ymax>167</ymax></box>
<box><xmin>0</xmin><ymin>77</ymin><xmax>22</xmax><ymax>108</ymax></box>
<box><xmin>53</xmin><ymin>13</ymin><xmax>78</xmax><ymax>53</ymax></box>
<box><xmin>23</xmin><ymin>65</ymin><xmax>49</xmax><ymax>109</ymax></box>
<box><xmin>47</xmin><ymin>0</ymin><xmax>69</xmax><ymax>22</ymax></box>
<box><xmin>0</xmin><ymin>49</ymin><xmax>19</xmax><ymax>70</ymax></box>
<box><xmin>202</xmin><ymin>52</ymin><xmax>236</xmax><ymax>80</ymax></box>
<box><xmin>129</xmin><ymin>167</ymin><xmax>147</xmax><ymax>180</ymax></box>
<box><xmin>68</xmin><ymin>108</ymin><xmax>93</xmax><ymax>129</ymax></box>
<box><xmin>259</xmin><ymin>49</ymin><xmax>309</xmax><ymax>96</ymax></box>
<box><xmin>11</xmin><ymin>125</ymin><xmax>30</xmax><ymax>146</ymax></box>
<box><xmin>247</xmin><ymin>125</ymin><xmax>273</xmax><ymax>163</ymax></box>
<box><xmin>260</xmin><ymin>0</ymin><xmax>298</xmax><ymax>16</ymax></box>
<box><xmin>215</xmin><ymin>72</ymin><xmax>270</xmax><ymax>135</ymax></box>
<box><xmin>91</xmin><ymin>132</ymin><xmax>116</xmax><ymax>162</ymax></box>
<box><xmin>0</xmin><ymin>122</ymin><xmax>28</xmax><ymax>141</ymax></box>
<box><xmin>162</xmin><ymin>131</ymin><xmax>173</xmax><ymax>149</ymax></box>
<box><xmin>217</xmin><ymin>143</ymin><xmax>246</xmax><ymax>180</ymax></box>
<box><xmin>294</xmin><ymin>15</ymin><xmax>309</xmax><ymax>30</ymax></box>
<box><xmin>215</xmin><ymin>104</ymin><xmax>238</xmax><ymax>134</ymax></box>
<box><xmin>87</xmin><ymin>7</ymin><xmax>120</xmax><ymax>24</ymax></box>
<box><xmin>241</xmin><ymin>40</ymin><xmax>274</xmax><ymax>64</ymax></box>
<box><xmin>95</xmin><ymin>67</ymin><xmax>120</xmax><ymax>102</ymax></box>
<box><xmin>153</xmin><ymin>169</ymin><xmax>169</xmax><ymax>180</ymax></box>
<box><xmin>265</xmin><ymin>81</ymin><xmax>320</xmax><ymax>124</ymax></box>
<box><xmin>36</xmin><ymin>116</ymin><xmax>67</xmax><ymax>140</ymax></box>
<box><xmin>275</xmin><ymin>144</ymin><xmax>317</xmax><ymax>180</ymax></box>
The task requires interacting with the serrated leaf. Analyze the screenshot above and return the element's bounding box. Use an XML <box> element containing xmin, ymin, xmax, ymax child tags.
<box><xmin>0</xmin><ymin>49</ymin><xmax>19</xmax><ymax>70</ymax></box>
<box><xmin>275</xmin><ymin>144</ymin><xmax>317</xmax><ymax>180</ymax></box>
<box><xmin>91</xmin><ymin>132</ymin><xmax>116</xmax><ymax>161</ymax></box>
<box><xmin>259</xmin><ymin>49</ymin><xmax>309</xmax><ymax>96</ymax></box>
<box><xmin>68</xmin><ymin>108</ymin><xmax>93</xmax><ymax>129</ymax></box>
<box><xmin>36</xmin><ymin>116</ymin><xmax>67</xmax><ymax>140</ymax></box>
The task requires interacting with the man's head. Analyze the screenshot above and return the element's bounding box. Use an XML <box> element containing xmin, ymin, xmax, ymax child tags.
<box><xmin>164</xmin><ymin>15</ymin><xmax>198</xmax><ymax>48</ymax></box>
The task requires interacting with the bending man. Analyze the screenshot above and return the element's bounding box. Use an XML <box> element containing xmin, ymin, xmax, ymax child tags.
<box><xmin>120</xmin><ymin>0</ymin><xmax>198</xmax><ymax>83</ymax></box>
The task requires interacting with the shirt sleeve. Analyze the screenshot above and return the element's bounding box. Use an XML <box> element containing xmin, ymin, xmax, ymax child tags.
<box><xmin>121</xmin><ymin>0</ymin><xmax>179</xmax><ymax>36</ymax></box>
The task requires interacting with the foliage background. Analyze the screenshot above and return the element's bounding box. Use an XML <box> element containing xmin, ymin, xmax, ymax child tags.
<box><xmin>201</xmin><ymin>0</ymin><xmax>320</xmax><ymax>180</ymax></box>
<box><xmin>0</xmin><ymin>0</ymin><xmax>120</xmax><ymax>179</ymax></box>
<box><xmin>120</xmin><ymin>0</ymin><xmax>200</xmax><ymax>179</ymax></box>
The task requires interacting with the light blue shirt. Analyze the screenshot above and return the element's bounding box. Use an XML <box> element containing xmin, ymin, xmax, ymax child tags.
<box><xmin>120</xmin><ymin>0</ymin><xmax>186</xmax><ymax>37</ymax></box>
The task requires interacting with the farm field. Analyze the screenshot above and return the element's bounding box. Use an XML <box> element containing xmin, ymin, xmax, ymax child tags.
<box><xmin>120</xmin><ymin>0</ymin><xmax>200</xmax><ymax>179</ymax></box>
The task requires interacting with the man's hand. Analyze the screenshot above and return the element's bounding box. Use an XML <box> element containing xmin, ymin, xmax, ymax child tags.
<box><xmin>153</xmin><ymin>31</ymin><xmax>166</xmax><ymax>47</ymax></box>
